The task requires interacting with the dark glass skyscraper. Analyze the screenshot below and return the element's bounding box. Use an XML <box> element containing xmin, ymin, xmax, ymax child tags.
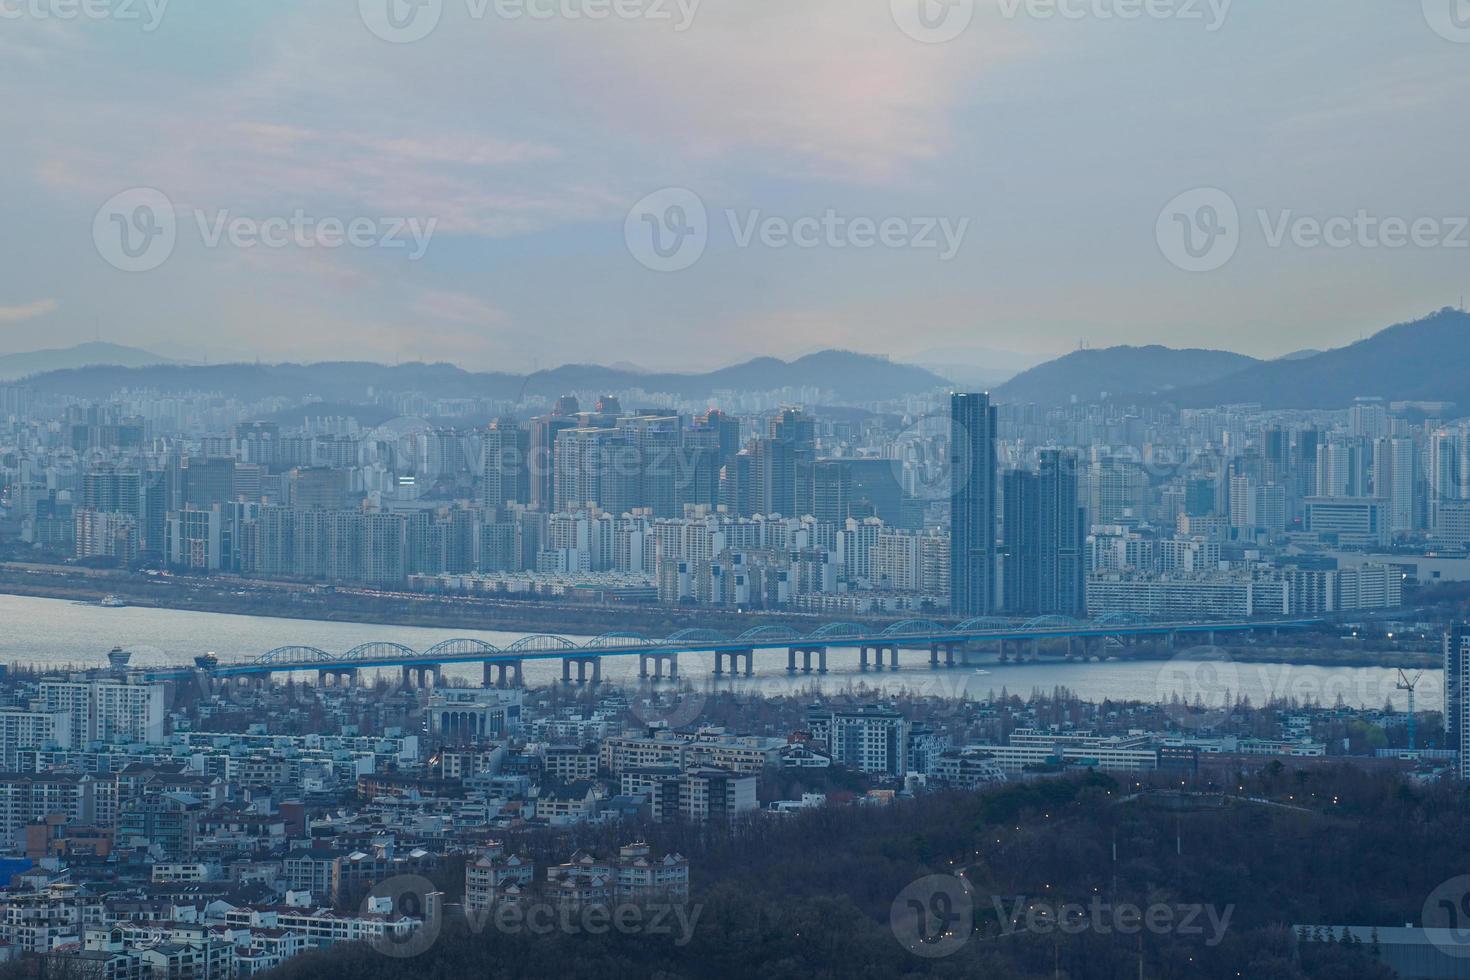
<box><xmin>950</xmin><ymin>392</ymin><xmax>997</xmax><ymax>616</ymax></box>
<box><xmin>1037</xmin><ymin>449</ymin><xmax>1085</xmax><ymax>616</ymax></box>
<box><xmin>1002</xmin><ymin>449</ymin><xmax>1085</xmax><ymax>616</ymax></box>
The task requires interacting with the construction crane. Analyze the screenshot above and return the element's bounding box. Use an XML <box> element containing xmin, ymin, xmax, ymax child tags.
<box><xmin>1397</xmin><ymin>669</ymin><xmax>1425</xmax><ymax>751</ymax></box>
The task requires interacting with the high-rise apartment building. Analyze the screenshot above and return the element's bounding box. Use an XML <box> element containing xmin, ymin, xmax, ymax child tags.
<box><xmin>39</xmin><ymin>678</ymin><xmax>166</xmax><ymax>746</ymax></box>
<box><xmin>1003</xmin><ymin>449</ymin><xmax>1084</xmax><ymax>616</ymax></box>
<box><xmin>1447</xmin><ymin>624</ymin><xmax>1470</xmax><ymax>779</ymax></box>
<box><xmin>950</xmin><ymin>393</ymin><xmax>997</xmax><ymax>616</ymax></box>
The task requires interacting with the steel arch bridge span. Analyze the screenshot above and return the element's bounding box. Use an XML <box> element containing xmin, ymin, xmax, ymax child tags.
<box><xmin>582</xmin><ymin>632</ymin><xmax>652</xmax><ymax>651</ymax></box>
<box><xmin>422</xmin><ymin>638</ymin><xmax>502</xmax><ymax>659</ymax></box>
<box><xmin>252</xmin><ymin>646</ymin><xmax>334</xmax><ymax>667</ymax></box>
<box><xmin>343</xmin><ymin>641</ymin><xmax>420</xmax><ymax>663</ymax></box>
<box><xmin>806</xmin><ymin>622</ymin><xmax>869</xmax><ymax>641</ymax></box>
<box><xmin>507</xmin><ymin>634</ymin><xmax>580</xmax><ymax>655</ymax></box>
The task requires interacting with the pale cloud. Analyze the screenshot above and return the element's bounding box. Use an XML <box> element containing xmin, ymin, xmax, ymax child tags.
<box><xmin>0</xmin><ymin>300</ymin><xmax>60</xmax><ymax>324</ymax></box>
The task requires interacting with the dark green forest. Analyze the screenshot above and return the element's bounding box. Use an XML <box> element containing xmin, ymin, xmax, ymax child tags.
<box><xmin>263</xmin><ymin>764</ymin><xmax>1468</xmax><ymax>980</ymax></box>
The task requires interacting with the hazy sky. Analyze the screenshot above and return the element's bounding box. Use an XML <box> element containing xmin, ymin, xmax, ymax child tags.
<box><xmin>2</xmin><ymin>0</ymin><xmax>1468</xmax><ymax>372</ymax></box>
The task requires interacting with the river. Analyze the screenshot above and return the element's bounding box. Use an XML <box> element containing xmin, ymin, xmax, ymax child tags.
<box><xmin>0</xmin><ymin>593</ymin><xmax>1438</xmax><ymax>712</ymax></box>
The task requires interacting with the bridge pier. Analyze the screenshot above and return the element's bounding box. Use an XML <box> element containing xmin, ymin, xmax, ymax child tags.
<box><xmin>639</xmin><ymin>652</ymin><xmax>676</xmax><ymax>681</ymax></box>
<box><xmin>562</xmin><ymin>655</ymin><xmax>602</xmax><ymax>685</ymax></box>
<box><xmin>858</xmin><ymin>644</ymin><xmax>899</xmax><ymax>670</ymax></box>
<box><xmin>483</xmin><ymin>660</ymin><xmax>524</xmax><ymax>688</ymax></box>
<box><xmin>714</xmin><ymin>649</ymin><xmax>755</xmax><ymax>677</ymax></box>
<box><xmin>316</xmin><ymin>668</ymin><xmax>358</xmax><ymax>688</ymax></box>
<box><xmin>233</xmin><ymin>674</ymin><xmax>267</xmax><ymax>695</ymax></box>
<box><xmin>789</xmin><ymin>646</ymin><xmax>828</xmax><ymax>675</ymax></box>
<box><xmin>929</xmin><ymin>643</ymin><xmax>959</xmax><ymax>669</ymax></box>
<box><xmin>400</xmin><ymin>664</ymin><xmax>442</xmax><ymax>690</ymax></box>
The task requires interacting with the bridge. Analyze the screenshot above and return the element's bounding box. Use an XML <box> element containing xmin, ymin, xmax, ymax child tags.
<box><xmin>169</xmin><ymin>616</ymin><xmax>1323</xmax><ymax>689</ymax></box>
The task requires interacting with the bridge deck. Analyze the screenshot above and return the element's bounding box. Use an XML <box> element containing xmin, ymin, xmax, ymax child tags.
<box><xmin>189</xmin><ymin>619</ymin><xmax>1322</xmax><ymax>677</ymax></box>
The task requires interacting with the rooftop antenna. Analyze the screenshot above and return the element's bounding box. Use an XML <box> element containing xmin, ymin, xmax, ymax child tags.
<box><xmin>1396</xmin><ymin>669</ymin><xmax>1424</xmax><ymax>750</ymax></box>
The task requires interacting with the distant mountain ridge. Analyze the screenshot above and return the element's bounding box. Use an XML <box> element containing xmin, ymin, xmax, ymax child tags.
<box><xmin>0</xmin><ymin>342</ymin><xmax>171</xmax><ymax>381</ymax></box>
<box><xmin>995</xmin><ymin>345</ymin><xmax>1260</xmax><ymax>405</ymax></box>
<box><xmin>1167</xmin><ymin>307</ymin><xmax>1470</xmax><ymax>409</ymax></box>
<box><xmin>19</xmin><ymin>349</ymin><xmax>949</xmax><ymax>405</ymax></box>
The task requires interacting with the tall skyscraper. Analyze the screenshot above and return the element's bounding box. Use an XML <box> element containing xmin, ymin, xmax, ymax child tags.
<box><xmin>528</xmin><ymin>414</ymin><xmax>577</xmax><ymax>512</ymax></box>
<box><xmin>750</xmin><ymin>437</ymin><xmax>796</xmax><ymax>517</ymax></box>
<box><xmin>482</xmin><ymin>419</ymin><xmax>530</xmax><ymax>514</ymax></box>
<box><xmin>1003</xmin><ymin>450</ymin><xmax>1084</xmax><ymax>616</ymax></box>
<box><xmin>1447</xmin><ymin>624</ymin><xmax>1470</xmax><ymax>779</ymax></box>
<box><xmin>1037</xmin><ymin>449</ymin><xmax>1085</xmax><ymax>616</ymax></box>
<box><xmin>950</xmin><ymin>393</ymin><xmax>997</xmax><ymax>616</ymax></box>
<box><xmin>1001</xmin><ymin>469</ymin><xmax>1039</xmax><ymax>614</ymax></box>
